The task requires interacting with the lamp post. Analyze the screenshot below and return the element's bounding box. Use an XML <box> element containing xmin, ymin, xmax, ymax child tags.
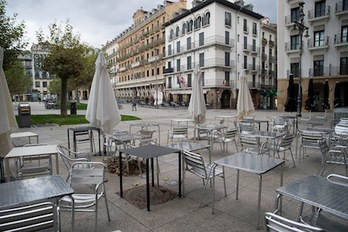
<box><xmin>293</xmin><ymin>1</ymin><xmax>309</xmax><ymax>117</ymax></box>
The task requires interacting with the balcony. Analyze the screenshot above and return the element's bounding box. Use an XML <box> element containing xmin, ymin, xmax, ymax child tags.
<box><xmin>243</xmin><ymin>44</ymin><xmax>259</xmax><ymax>54</ymax></box>
<box><xmin>334</xmin><ymin>33</ymin><xmax>348</xmax><ymax>47</ymax></box>
<box><xmin>262</xmin><ymin>38</ymin><xmax>267</xmax><ymax>46</ymax></box>
<box><xmin>284</xmin><ymin>15</ymin><xmax>297</xmax><ymax>27</ymax></box>
<box><xmin>131</xmin><ymin>61</ymin><xmax>140</xmax><ymax>68</ymax></box>
<box><xmin>307</xmin><ymin>6</ymin><xmax>330</xmax><ymax>23</ymax></box>
<box><xmin>261</xmin><ymin>53</ymin><xmax>267</xmax><ymax>61</ymax></box>
<box><xmin>307</xmin><ymin>36</ymin><xmax>329</xmax><ymax>51</ymax></box>
<box><xmin>285</xmin><ymin>42</ymin><xmax>300</xmax><ymax>53</ymax></box>
<box><xmin>163</xmin><ymin>67</ymin><xmax>174</xmax><ymax>74</ymax></box>
<box><xmin>269</xmin><ymin>40</ymin><xmax>275</xmax><ymax>48</ymax></box>
<box><xmin>335</xmin><ymin>1</ymin><xmax>348</xmax><ymax>17</ymax></box>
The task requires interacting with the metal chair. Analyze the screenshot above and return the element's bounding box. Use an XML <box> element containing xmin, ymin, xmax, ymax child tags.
<box><xmin>74</xmin><ymin>128</ymin><xmax>96</xmax><ymax>153</ymax></box>
<box><xmin>15</xmin><ymin>143</ymin><xmax>53</xmax><ymax>179</ymax></box>
<box><xmin>182</xmin><ymin>150</ymin><xmax>226</xmax><ymax>207</ymax></box>
<box><xmin>299</xmin><ymin>131</ymin><xmax>323</xmax><ymax>161</ymax></box>
<box><xmin>213</xmin><ymin>128</ymin><xmax>239</xmax><ymax>152</ymax></box>
<box><xmin>59</xmin><ymin>161</ymin><xmax>110</xmax><ymax>232</ymax></box>
<box><xmin>238</xmin><ymin>120</ymin><xmax>256</xmax><ymax>133</ymax></box>
<box><xmin>269</xmin><ymin>134</ymin><xmax>296</xmax><ymax>167</ymax></box>
<box><xmin>264</xmin><ymin>212</ymin><xmax>324</xmax><ymax>232</ymax></box>
<box><xmin>167</xmin><ymin>127</ymin><xmax>188</xmax><ymax>145</ymax></box>
<box><xmin>240</xmin><ymin>134</ymin><xmax>270</xmax><ymax>156</ymax></box>
<box><xmin>0</xmin><ymin>202</ymin><xmax>60</xmax><ymax>231</ymax></box>
<box><xmin>318</xmin><ymin>139</ymin><xmax>348</xmax><ymax>176</ymax></box>
<box><xmin>271</xmin><ymin>116</ymin><xmax>289</xmax><ymax>134</ymax></box>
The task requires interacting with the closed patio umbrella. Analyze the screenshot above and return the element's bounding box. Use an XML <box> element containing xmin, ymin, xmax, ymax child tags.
<box><xmin>188</xmin><ymin>65</ymin><xmax>206</xmax><ymax>124</ymax></box>
<box><xmin>85</xmin><ymin>51</ymin><xmax>121</xmax><ymax>135</ymax></box>
<box><xmin>334</xmin><ymin>81</ymin><xmax>342</xmax><ymax>108</ymax></box>
<box><xmin>284</xmin><ymin>74</ymin><xmax>297</xmax><ymax>112</ymax></box>
<box><xmin>0</xmin><ymin>47</ymin><xmax>18</xmax><ymax>181</ymax></box>
<box><xmin>305</xmin><ymin>78</ymin><xmax>314</xmax><ymax>119</ymax></box>
<box><xmin>237</xmin><ymin>69</ymin><xmax>255</xmax><ymax>119</ymax></box>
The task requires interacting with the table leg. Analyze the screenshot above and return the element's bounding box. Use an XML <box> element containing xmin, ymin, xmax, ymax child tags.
<box><xmin>211</xmin><ymin>164</ymin><xmax>217</xmax><ymax>214</ymax></box>
<box><xmin>151</xmin><ymin>158</ymin><xmax>154</xmax><ymax>187</ymax></box>
<box><xmin>55</xmin><ymin>153</ymin><xmax>59</xmax><ymax>174</ymax></box>
<box><xmin>178</xmin><ymin>151</ymin><xmax>182</xmax><ymax>198</ymax></box>
<box><xmin>257</xmin><ymin>174</ymin><xmax>263</xmax><ymax>230</ymax></box>
<box><xmin>236</xmin><ymin>169</ymin><xmax>240</xmax><ymax>200</ymax></box>
<box><xmin>146</xmin><ymin>158</ymin><xmax>150</xmax><ymax>211</ymax></box>
<box><xmin>119</xmin><ymin>151</ymin><xmax>123</xmax><ymax>198</ymax></box>
<box><xmin>5</xmin><ymin>158</ymin><xmax>10</xmax><ymax>182</ymax></box>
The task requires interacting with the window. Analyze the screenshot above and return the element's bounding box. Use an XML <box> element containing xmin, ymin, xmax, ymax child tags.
<box><xmin>225</xmin><ymin>31</ymin><xmax>230</xmax><ymax>45</ymax></box>
<box><xmin>199</xmin><ymin>53</ymin><xmax>204</xmax><ymax>67</ymax></box>
<box><xmin>187</xmin><ymin>37</ymin><xmax>192</xmax><ymax>50</ymax></box>
<box><xmin>194</xmin><ymin>16</ymin><xmax>201</xmax><ymax>29</ymax></box>
<box><xmin>314</xmin><ymin>30</ymin><xmax>325</xmax><ymax>46</ymax></box>
<box><xmin>291</xmin><ymin>7</ymin><xmax>300</xmax><ymax>22</ymax></box>
<box><xmin>243</xmin><ymin>55</ymin><xmax>248</xmax><ymax>69</ymax></box>
<box><xmin>35</xmin><ymin>81</ymin><xmax>40</xmax><ymax>88</ymax></box>
<box><xmin>225</xmin><ymin>52</ymin><xmax>230</xmax><ymax>66</ymax></box>
<box><xmin>243</xmin><ymin>36</ymin><xmax>248</xmax><ymax>49</ymax></box>
<box><xmin>315</xmin><ymin>0</ymin><xmax>326</xmax><ymax>17</ymax></box>
<box><xmin>168</xmin><ymin>61</ymin><xmax>172</xmax><ymax>68</ymax></box>
<box><xmin>252</xmin><ymin>22</ymin><xmax>257</xmax><ymax>35</ymax></box>
<box><xmin>225</xmin><ymin>12</ymin><xmax>231</xmax><ymax>26</ymax></box>
<box><xmin>313</xmin><ymin>60</ymin><xmax>324</xmax><ymax>76</ymax></box>
<box><xmin>243</xmin><ymin>19</ymin><xmax>248</xmax><ymax>32</ymax></box>
<box><xmin>291</xmin><ymin>62</ymin><xmax>300</xmax><ymax>77</ymax></box>
<box><xmin>181</xmin><ymin>23</ymin><xmax>187</xmax><ymax>35</ymax></box>
<box><xmin>340</xmin><ymin>57</ymin><xmax>348</xmax><ymax>74</ymax></box>
<box><xmin>169</xmin><ymin>29</ymin><xmax>174</xmax><ymax>40</ymax></box>
<box><xmin>341</xmin><ymin>26</ymin><xmax>348</xmax><ymax>43</ymax></box>
<box><xmin>252</xmin><ymin>57</ymin><xmax>256</xmax><ymax>70</ymax></box>
<box><xmin>252</xmin><ymin>39</ymin><xmax>256</xmax><ymax>51</ymax></box>
<box><xmin>187</xmin><ymin>56</ymin><xmax>192</xmax><ymax>70</ymax></box>
<box><xmin>168</xmin><ymin>44</ymin><xmax>172</xmax><ymax>56</ymax></box>
<box><xmin>175</xmin><ymin>26</ymin><xmax>180</xmax><ymax>38</ymax></box>
<box><xmin>225</xmin><ymin>71</ymin><xmax>230</xmax><ymax>85</ymax></box>
<box><xmin>201</xmin><ymin>72</ymin><xmax>205</xmax><ymax>86</ymax></box>
<box><xmin>176</xmin><ymin>59</ymin><xmax>181</xmax><ymax>72</ymax></box>
<box><xmin>344</xmin><ymin>0</ymin><xmax>348</xmax><ymax>11</ymax></box>
<box><xmin>187</xmin><ymin>73</ymin><xmax>192</xmax><ymax>87</ymax></box>
<box><xmin>252</xmin><ymin>74</ymin><xmax>256</xmax><ymax>88</ymax></box>
<box><xmin>42</xmin><ymin>81</ymin><xmax>47</xmax><ymax>88</ymax></box>
<box><xmin>199</xmin><ymin>32</ymin><xmax>204</xmax><ymax>46</ymax></box>
<box><xmin>187</xmin><ymin>20</ymin><xmax>193</xmax><ymax>32</ymax></box>
<box><xmin>290</xmin><ymin>35</ymin><xmax>300</xmax><ymax>50</ymax></box>
<box><xmin>202</xmin><ymin>12</ymin><xmax>210</xmax><ymax>26</ymax></box>
<box><xmin>176</xmin><ymin>41</ymin><xmax>181</xmax><ymax>53</ymax></box>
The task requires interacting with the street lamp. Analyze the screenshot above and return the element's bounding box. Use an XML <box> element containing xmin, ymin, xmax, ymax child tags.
<box><xmin>293</xmin><ymin>1</ymin><xmax>309</xmax><ymax>117</ymax></box>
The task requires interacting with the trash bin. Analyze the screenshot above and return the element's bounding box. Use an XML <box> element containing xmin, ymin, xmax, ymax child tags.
<box><xmin>18</xmin><ymin>103</ymin><xmax>31</xmax><ymax>127</ymax></box>
<box><xmin>70</xmin><ymin>101</ymin><xmax>77</xmax><ymax>115</ymax></box>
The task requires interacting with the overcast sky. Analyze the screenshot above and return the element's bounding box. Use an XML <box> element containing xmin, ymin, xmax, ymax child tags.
<box><xmin>6</xmin><ymin>0</ymin><xmax>277</xmax><ymax>49</ymax></box>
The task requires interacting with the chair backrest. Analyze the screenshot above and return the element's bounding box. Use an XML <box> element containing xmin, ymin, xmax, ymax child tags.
<box><xmin>56</xmin><ymin>145</ymin><xmax>88</xmax><ymax>171</ymax></box>
<box><xmin>279</xmin><ymin>134</ymin><xmax>295</xmax><ymax>149</ymax></box>
<box><xmin>139</xmin><ymin>138</ymin><xmax>158</xmax><ymax>146</ymax></box>
<box><xmin>301</xmin><ymin>132</ymin><xmax>323</xmax><ymax>145</ymax></box>
<box><xmin>225</xmin><ymin>128</ymin><xmax>238</xmax><ymax>139</ymax></box>
<box><xmin>69</xmin><ymin>162</ymin><xmax>105</xmax><ymax>187</ymax></box>
<box><xmin>265</xmin><ymin>212</ymin><xmax>324</xmax><ymax>232</ymax></box>
<box><xmin>0</xmin><ymin>202</ymin><xmax>59</xmax><ymax>232</ymax></box>
<box><xmin>182</xmin><ymin>150</ymin><xmax>207</xmax><ymax>179</ymax></box>
<box><xmin>172</xmin><ymin>127</ymin><xmax>188</xmax><ymax>136</ymax></box>
<box><xmin>240</xmin><ymin>135</ymin><xmax>259</xmax><ymax>149</ymax></box>
<box><xmin>239</xmin><ymin>121</ymin><xmax>255</xmax><ymax>132</ymax></box>
<box><xmin>318</xmin><ymin>138</ymin><xmax>329</xmax><ymax>157</ymax></box>
<box><xmin>327</xmin><ymin>174</ymin><xmax>348</xmax><ymax>186</ymax></box>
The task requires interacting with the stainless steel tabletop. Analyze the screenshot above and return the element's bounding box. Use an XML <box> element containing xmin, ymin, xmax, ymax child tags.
<box><xmin>167</xmin><ymin>142</ymin><xmax>210</xmax><ymax>152</ymax></box>
<box><xmin>0</xmin><ymin>175</ymin><xmax>74</xmax><ymax>210</ymax></box>
<box><xmin>214</xmin><ymin>152</ymin><xmax>285</xmax><ymax>174</ymax></box>
<box><xmin>241</xmin><ymin>131</ymin><xmax>284</xmax><ymax>139</ymax></box>
<box><xmin>276</xmin><ymin>175</ymin><xmax>348</xmax><ymax>220</ymax></box>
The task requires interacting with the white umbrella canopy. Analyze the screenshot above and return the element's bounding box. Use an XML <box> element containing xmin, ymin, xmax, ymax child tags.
<box><xmin>85</xmin><ymin>51</ymin><xmax>121</xmax><ymax>135</ymax></box>
<box><xmin>237</xmin><ymin>69</ymin><xmax>255</xmax><ymax>119</ymax></box>
<box><xmin>0</xmin><ymin>46</ymin><xmax>18</xmax><ymax>158</ymax></box>
<box><xmin>188</xmin><ymin>65</ymin><xmax>206</xmax><ymax>124</ymax></box>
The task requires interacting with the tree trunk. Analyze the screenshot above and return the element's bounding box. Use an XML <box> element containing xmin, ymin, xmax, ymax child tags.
<box><xmin>61</xmin><ymin>77</ymin><xmax>68</xmax><ymax>116</ymax></box>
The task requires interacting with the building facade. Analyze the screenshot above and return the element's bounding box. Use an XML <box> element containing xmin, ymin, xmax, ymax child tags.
<box><xmin>277</xmin><ymin>0</ymin><xmax>348</xmax><ymax>112</ymax></box>
<box><xmin>163</xmin><ymin>0</ymin><xmax>277</xmax><ymax>109</ymax></box>
<box><xmin>104</xmin><ymin>0</ymin><xmax>187</xmax><ymax>104</ymax></box>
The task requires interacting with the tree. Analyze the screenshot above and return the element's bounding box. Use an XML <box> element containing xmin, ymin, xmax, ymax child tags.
<box><xmin>69</xmin><ymin>46</ymin><xmax>98</xmax><ymax>103</ymax></box>
<box><xmin>0</xmin><ymin>0</ymin><xmax>27</xmax><ymax>71</ymax></box>
<box><xmin>37</xmin><ymin>20</ymin><xmax>87</xmax><ymax>116</ymax></box>
<box><xmin>5</xmin><ymin>60</ymin><xmax>31</xmax><ymax>98</ymax></box>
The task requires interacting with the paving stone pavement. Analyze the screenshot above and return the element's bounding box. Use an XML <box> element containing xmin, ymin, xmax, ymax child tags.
<box><xmin>9</xmin><ymin>101</ymin><xmax>345</xmax><ymax>232</ymax></box>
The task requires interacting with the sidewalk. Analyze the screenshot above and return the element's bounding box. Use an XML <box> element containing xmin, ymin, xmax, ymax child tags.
<box><xmin>10</xmin><ymin>102</ymin><xmax>342</xmax><ymax>232</ymax></box>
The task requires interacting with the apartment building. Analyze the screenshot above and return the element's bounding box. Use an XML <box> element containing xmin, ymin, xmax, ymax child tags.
<box><xmin>278</xmin><ymin>0</ymin><xmax>348</xmax><ymax>112</ymax></box>
<box><xmin>104</xmin><ymin>0</ymin><xmax>187</xmax><ymax>104</ymax></box>
<box><xmin>17</xmin><ymin>50</ymin><xmax>33</xmax><ymax>101</ymax></box>
<box><xmin>163</xmin><ymin>0</ymin><xmax>276</xmax><ymax>109</ymax></box>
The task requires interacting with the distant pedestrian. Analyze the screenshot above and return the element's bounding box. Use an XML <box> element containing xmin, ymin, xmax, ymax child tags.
<box><xmin>132</xmin><ymin>100</ymin><xmax>137</xmax><ymax>111</ymax></box>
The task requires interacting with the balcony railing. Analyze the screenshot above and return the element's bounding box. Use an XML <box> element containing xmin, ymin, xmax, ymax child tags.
<box><xmin>307</xmin><ymin>6</ymin><xmax>330</xmax><ymax>21</ymax></box>
<box><xmin>307</xmin><ymin>36</ymin><xmax>329</xmax><ymax>50</ymax></box>
<box><xmin>335</xmin><ymin>1</ymin><xmax>348</xmax><ymax>16</ymax></box>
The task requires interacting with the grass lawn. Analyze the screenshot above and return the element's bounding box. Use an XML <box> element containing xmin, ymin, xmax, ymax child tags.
<box><xmin>18</xmin><ymin>114</ymin><xmax>141</xmax><ymax>126</ymax></box>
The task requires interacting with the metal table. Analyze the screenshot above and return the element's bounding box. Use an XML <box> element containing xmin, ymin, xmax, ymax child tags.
<box><xmin>10</xmin><ymin>132</ymin><xmax>39</xmax><ymax>144</ymax></box>
<box><xmin>241</xmin><ymin>131</ymin><xmax>284</xmax><ymax>156</ymax></box>
<box><xmin>4</xmin><ymin>144</ymin><xmax>59</xmax><ymax>182</ymax></box>
<box><xmin>275</xmin><ymin>175</ymin><xmax>348</xmax><ymax>221</ymax></box>
<box><xmin>0</xmin><ymin>175</ymin><xmax>74</xmax><ymax>229</ymax></box>
<box><xmin>212</xmin><ymin>152</ymin><xmax>284</xmax><ymax>229</ymax></box>
<box><xmin>195</xmin><ymin>124</ymin><xmax>226</xmax><ymax>147</ymax></box>
<box><xmin>167</xmin><ymin>141</ymin><xmax>211</xmax><ymax>163</ymax></box>
<box><xmin>129</xmin><ymin>122</ymin><xmax>161</xmax><ymax>144</ymax></box>
<box><xmin>241</xmin><ymin>119</ymin><xmax>270</xmax><ymax>131</ymax></box>
<box><xmin>119</xmin><ymin>144</ymin><xmax>181</xmax><ymax>211</ymax></box>
<box><xmin>67</xmin><ymin>126</ymin><xmax>101</xmax><ymax>155</ymax></box>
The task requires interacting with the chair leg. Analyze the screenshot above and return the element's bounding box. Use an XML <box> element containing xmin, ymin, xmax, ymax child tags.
<box><xmin>289</xmin><ymin>149</ymin><xmax>296</xmax><ymax>168</ymax></box>
<box><xmin>104</xmin><ymin>191</ymin><xmax>111</xmax><ymax>221</ymax></box>
<box><xmin>199</xmin><ymin>177</ymin><xmax>210</xmax><ymax>207</ymax></box>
